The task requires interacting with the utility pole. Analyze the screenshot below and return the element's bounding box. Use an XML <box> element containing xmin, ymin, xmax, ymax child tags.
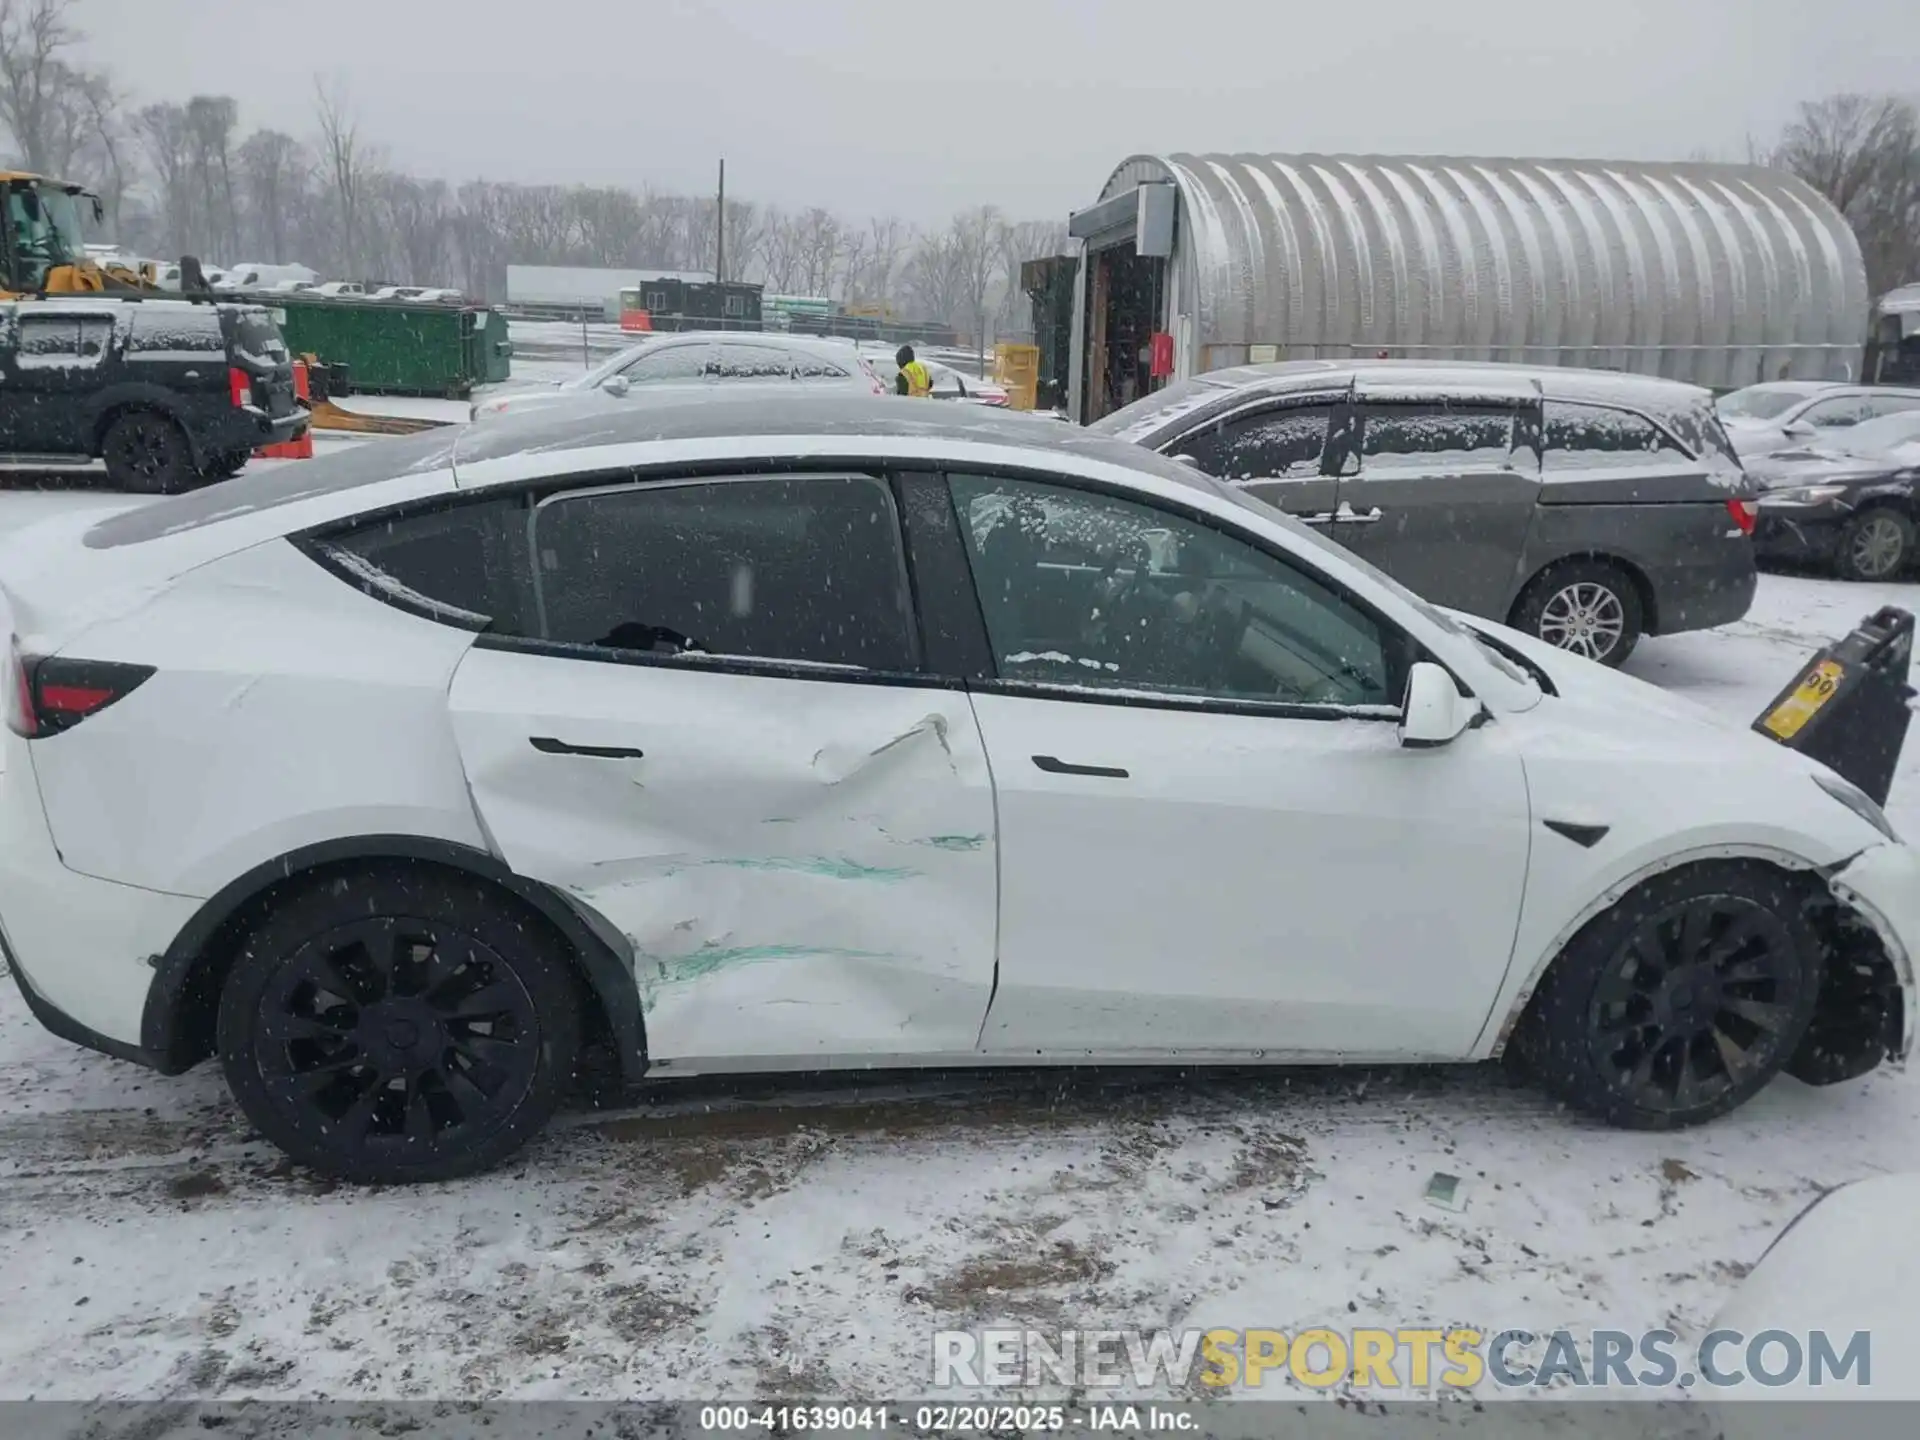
<box><xmin>715</xmin><ymin>158</ymin><xmax>726</xmax><ymax>290</ymax></box>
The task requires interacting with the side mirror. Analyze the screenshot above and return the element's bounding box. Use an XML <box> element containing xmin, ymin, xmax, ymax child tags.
<box><xmin>1400</xmin><ymin>661</ymin><xmax>1477</xmax><ymax>748</ymax></box>
<box><xmin>1782</xmin><ymin>420</ymin><xmax>1816</xmax><ymax>439</ymax></box>
<box><xmin>1171</xmin><ymin>452</ymin><xmax>1203</xmax><ymax>469</ymax></box>
<box><xmin>601</xmin><ymin>374</ymin><xmax>631</xmax><ymax>398</ymax></box>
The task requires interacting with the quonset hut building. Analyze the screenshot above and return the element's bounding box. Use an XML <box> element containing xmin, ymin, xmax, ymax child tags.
<box><xmin>1066</xmin><ymin>153</ymin><xmax>1869</xmax><ymax>422</ymax></box>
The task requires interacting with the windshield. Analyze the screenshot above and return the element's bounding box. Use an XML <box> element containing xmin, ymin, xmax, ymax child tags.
<box><xmin>6</xmin><ymin>182</ymin><xmax>85</xmax><ymax>289</ymax></box>
<box><xmin>1717</xmin><ymin>386</ymin><xmax>1823</xmax><ymax>421</ymax></box>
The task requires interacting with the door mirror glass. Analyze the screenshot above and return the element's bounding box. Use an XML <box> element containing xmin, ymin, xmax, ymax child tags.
<box><xmin>600</xmin><ymin>374</ymin><xmax>631</xmax><ymax>398</ymax></box>
<box><xmin>1400</xmin><ymin>661</ymin><xmax>1475</xmax><ymax>747</ymax></box>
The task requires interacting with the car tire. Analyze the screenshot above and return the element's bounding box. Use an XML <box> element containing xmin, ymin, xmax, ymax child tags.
<box><xmin>201</xmin><ymin>449</ymin><xmax>250</xmax><ymax>481</ymax></box>
<box><xmin>101</xmin><ymin>411</ymin><xmax>196</xmax><ymax>495</ymax></box>
<box><xmin>1835</xmin><ymin>506</ymin><xmax>1912</xmax><ymax>582</ymax></box>
<box><xmin>1511</xmin><ymin>560</ymin><xmax>1644</xmax><ymax>668</ymax></box>
<box><xmin>1512</xmin><ymin>861</ymin><xmax>1822</xmax><ymax>1130</ymax></box>
<box><xmin>216</xmin><ymin>866</ymin><xmax>582</xmax><ymax>1184</ymax></box>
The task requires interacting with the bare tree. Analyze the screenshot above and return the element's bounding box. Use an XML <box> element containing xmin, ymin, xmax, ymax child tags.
<box><xmin>314</xmin><ymin>78</ymin><xmax>370</xmax><ymax>276</ymax></box>
<box><xmin>237</xmin><ymin>128</ymin><xmax>303</xmax><ymax>261</ymax></box>
<box><xmin>138</xmin><ymin>101</ymin><xmax>193</xmax><ymax>252</ymax></box>
<box><xmin>862</xmin><ymin>215</ymin><xmax>911</xmax><ymax>312</ymax></box>
<box><xmin>184</xmin><ymin>95</ymin><xmax>239</xmax><ymax>260</ymax></box>
<box><xmin>1773</xmin><ymin>94</ymin><xmax>1920</xmax><ymax>295</ymax></box>
<box><xmin>74</xmin><ymin>69</ymin><xmax>128</xmax><ymax>238</ymax></box>
<box><xmin>0</xmin><ymin>0</ymin><xmax>75</xmax><ymax>173</ymax></box>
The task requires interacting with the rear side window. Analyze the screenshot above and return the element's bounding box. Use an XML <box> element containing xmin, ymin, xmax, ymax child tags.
<box><xmin>224</xmin><ymin>308</ymin><xmax>288</xmax><ymax>367</ymax></box>
<box><xmin>1169</xmin><ymin>404</ymin><xmax>1334</xmax><ymax>481</ymax></box>
<box><xmin>530</xmin><ymin>476</ymin><xmax>916</xmax><ymax>670</ymax></box>
<box><xmin>1869</xmin><ymin>393</ymin><xmax>1920</xmax><ymax>419</ymax></box>
<box><xmin>1541</xmin><ymin>402</ymin><xmax>1690</xmax><ymax>472</ymax></box>
<box><xmin>310</xmin><ymin>496</ymin><xmax>535</xmax><ymax>632</ymax></box>
<box><xmin>1359</xmin><ymin>404</ymin><xmax>1516</xmax><ymax>470</ymax></box>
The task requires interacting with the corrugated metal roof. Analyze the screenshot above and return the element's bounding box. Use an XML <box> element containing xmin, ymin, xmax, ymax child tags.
<box><xmin>1099</xmin><ymin>154</ymin><xmax>1868</xmax><ymax>389</ymax></box>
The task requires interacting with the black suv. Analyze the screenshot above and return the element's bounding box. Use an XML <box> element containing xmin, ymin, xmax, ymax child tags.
<box><xmin>0</xmin><ymin>297</ymin><xmax>306</xmax><ymax>493</ymax></box>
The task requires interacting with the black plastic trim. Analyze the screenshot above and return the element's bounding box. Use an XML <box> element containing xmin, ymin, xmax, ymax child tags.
<box><xmin>1033</xmin><ymin>754</ymin><xmax>1129</xmax><ymax>778</ymax></box>
<box><xmin>471</xmin><ymin>631</ymin><xmax>967</xmax><ymax>691</ymax></box>
<box><xmin>895</xmin><ymin>469</ymin><xmax>997</xmax><ymax>680</ymax></box>
<box><xmin>972</xmin><ymin>676</ymin><xmax>1400</xmax><ymax>724</ymax></box>
<box><xmin>531</xmin><ymin>736</ymin><xmax>645</xmax><ymax>759</ymax></box>
<box><xmin>141</xmin><ymin>834</ymin><xmax>648</xmax><ymax>1085</ymax></box>
<box><xmin>1543</xmin><ymin>819</ymin><xmax>1611</xmax><ymax>849</ymax></box>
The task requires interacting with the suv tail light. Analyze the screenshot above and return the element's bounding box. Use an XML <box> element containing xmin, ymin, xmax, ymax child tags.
<box><xmin>1727</xmin><ymin>497</ymin><xmax>1759</xmax><ymax>536</ymax></box>
<box><xmin>6</xmin><ymin>652</ymin><xmax>156</xmax><ymax>738</ymax></box>
<box><xmin>228</xmin><ymin>366</ymin><xmax>254</xmax><ymax>408</ymax></box>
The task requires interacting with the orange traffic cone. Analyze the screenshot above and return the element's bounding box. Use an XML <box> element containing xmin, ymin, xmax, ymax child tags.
<box><xmin>254</xmin><ymin>359</ymin><xmax>315</xmax><ymax>460</ymax></box>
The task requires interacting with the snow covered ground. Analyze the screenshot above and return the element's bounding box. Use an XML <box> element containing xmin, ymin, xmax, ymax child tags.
<box><xmin>0</xmin><ymin>462</ymin><xmax>1914</xmax><ymax>1405</ymax></box>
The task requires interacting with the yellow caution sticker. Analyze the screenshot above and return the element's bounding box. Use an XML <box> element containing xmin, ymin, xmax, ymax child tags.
<box><xmin>1762</xmin><ymin>659</ymin><xmax>1847</xmax><ymax>740</ymax></box>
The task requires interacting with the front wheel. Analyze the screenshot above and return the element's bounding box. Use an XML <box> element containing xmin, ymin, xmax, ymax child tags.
<box><xmin>1511</xmin><ymin>560</ymin><xmax>1644</xmax><ymax>668</ymax></box>
<box><xmin>1511</xmin><ymin>862</ymin><xmax>1821</xmax><ymax>1129</ymax></box>
<box><xmin>1836</xmin><ymin>506</ymin><xmax>1912</xmax><ymax>582</ymax></box>
<box><xmin>101</xmin><ymin>411</ymin><xmax>196</xmax><ymax>494</ymax></box>
<box><xmin>217</xmin><ymin>868</ymin><xmax>581</xmax><ymax>1183</ymax></box>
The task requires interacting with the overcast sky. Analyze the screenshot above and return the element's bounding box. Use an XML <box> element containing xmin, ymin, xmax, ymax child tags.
<box><xmin>78</xmin><ymin>0</ymin><xmax>1920</xmax><ymax>224</ymax></box>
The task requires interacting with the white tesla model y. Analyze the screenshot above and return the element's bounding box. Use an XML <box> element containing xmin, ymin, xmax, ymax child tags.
<box><xmin>1</xmin><ymin>396</ymin><xmax>1912</xmax><ymax>1182</ymax></box>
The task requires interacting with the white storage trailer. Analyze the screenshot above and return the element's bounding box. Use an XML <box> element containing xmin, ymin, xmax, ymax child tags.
<box><xmin>1067</xmin><ymin>153</ymin><xmax>1870</xmax><ymax>422</ymax></box>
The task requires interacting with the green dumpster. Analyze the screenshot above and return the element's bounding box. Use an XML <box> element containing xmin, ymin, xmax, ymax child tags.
<box><xmin>265</xmin><ymin>297</ymin><xmax>513</xmax><ymax>398</ymax></box>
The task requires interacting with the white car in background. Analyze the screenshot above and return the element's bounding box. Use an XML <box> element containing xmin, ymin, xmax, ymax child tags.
<box><xmin>861</xmin><ymin>350</ymin><xmax>1010</xmax><ymax>406</ymax></box>
<box><xmin>1718</xmin><ymin>382</ymin><xmax>1920</xmax><ymax>459</ymax></box>
<box><xmin>0</xmin><ymin>395</ymin><xmax>1912</xmax><ymax>1185</ymax></box>
<box><xmin>312</xmin><ymin>281</ymin><xmax>368</xmax><ymax>298</ymax></box>
<box><xmin>469</xmin><ymin>331</ymin><xmax>887</xmax><ymax>420</ymax></box>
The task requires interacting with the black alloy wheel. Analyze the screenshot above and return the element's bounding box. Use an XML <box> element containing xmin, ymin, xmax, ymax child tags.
<box><xmin>1514</xmin><ymin>862</ymin><xmax>1820</xmax><ymax>1128</ymax></box>
<box><xmin>219</xmin><ymin>870</ymin><xmax>579</xmax><ymax>1182</ymax></box>
<box><xmin>1585</xmin><ymin>895</ymin><xmax>1803</xmax><ymax>1114</ymax></box>
<box><xmin>101</xmin><ymin>411</ymin><xmax>195</xmax><ymax>494</ymax></box>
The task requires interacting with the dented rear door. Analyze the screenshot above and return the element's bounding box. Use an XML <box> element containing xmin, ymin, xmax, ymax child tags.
<box><xmin>444</xmin><ymin>473</ymin><xmax>998</xmax><ymax>1067</ymax></box>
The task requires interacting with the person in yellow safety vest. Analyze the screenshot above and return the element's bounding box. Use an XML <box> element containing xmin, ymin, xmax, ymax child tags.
<box><xmin>895</xmin><ymin>345</ymin><xmax>934</xmax><ymax>397</ymax></box>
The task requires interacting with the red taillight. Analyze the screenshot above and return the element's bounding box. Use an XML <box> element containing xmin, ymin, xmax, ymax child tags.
<box><xmin>1727</xmin><ymin>497</ymin><xmax>1759</xmax><ymax>536</ymax></box>
<box><xmin>7</xmin><ymin>655</ymin><xmax>156</xmax><ymax>738</ymax></box>
<box><xmin>228</xmin><ymin>366</ymin><xmax>253</xmax><ymax>408</ymax></box>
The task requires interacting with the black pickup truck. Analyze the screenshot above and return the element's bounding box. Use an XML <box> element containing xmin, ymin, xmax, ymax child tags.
<box><xmin>0</xmin><ymin>297</ymin><xmax>307</xmax><ymax>493</ymax></box>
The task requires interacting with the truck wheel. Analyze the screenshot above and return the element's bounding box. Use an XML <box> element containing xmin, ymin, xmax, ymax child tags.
<box><xmin>201</xmin><ymin>449</ymin><xmax>250</xmax><ymax>481</ymax></box>
<box><xmin>1510</xmin><ymin>861</ymin><xmax>1821</xmax><ymax>1129</ymax></box>
<box><xmin>1836</xmin><ymin>507</ymin><xmax>1912</xmax><ymax>582</ymax></box>
<box><xmin>102</xmin><ymin>412</ymin><xmax>196</xmax><ymax>495</ymax></box>
<box><xmin>1512</xmin><ymin>560</ymin><xmax>1644</xmax><ymax>668</ymax></box>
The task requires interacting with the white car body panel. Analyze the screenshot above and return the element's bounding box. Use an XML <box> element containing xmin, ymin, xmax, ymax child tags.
<box><xmin>970</xmin><ymin>691</ymin><xmax>1533</xmax><ymax>1058</ymax></box>
<box><xmin>1710</xmin><ymin>1173</ymin><xmax>1920</xmax><ymax>1433</ymax></box>
<box><xmin>28</xmin><ymin>541</ymin><xmax>488</xmax><ymax>898</ymax></box>
<box><xmin>447</xmin><ymin>646</ymin><xmax>999</xmax><ymax>1064</ymax></box>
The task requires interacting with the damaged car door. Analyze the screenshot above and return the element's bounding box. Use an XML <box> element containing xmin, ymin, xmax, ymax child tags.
<box><xmin>446</xmin><ymin>472</ymin><xmax>999</xmax><ymax>1068</ymax></box>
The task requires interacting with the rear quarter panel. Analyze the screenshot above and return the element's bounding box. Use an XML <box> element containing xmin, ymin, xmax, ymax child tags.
<box><xmin>29</xmin><ymin>538</ymin><xmax>488</xmax><ymax>898</ymax></box>
<box><xmin>1520</xmin><ymin>497</ymin><xmax>1756</xmax><ymax>634</ymax></box>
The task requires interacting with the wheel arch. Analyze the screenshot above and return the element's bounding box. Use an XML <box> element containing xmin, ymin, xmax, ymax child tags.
<box><xmin>90</xmin><ymin>384</ymin><xmax>195</xmax><ymax>452</ymax></box>
<box><xmin>1481</xmin><ymin>842</ymin><xmax>1851</xmax><ymax>1059</ymax></box>
<box><xmin>1510</xmin><ymin>551</ymin><xmax>1660</xmax><ymax>637</ymax></box>
<box><xmin>140</xmin><ymin>834</ymin><xmax>647</xmax><ymax>1088</ymax></box>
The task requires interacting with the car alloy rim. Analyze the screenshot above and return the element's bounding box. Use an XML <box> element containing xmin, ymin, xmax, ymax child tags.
<box><xmin>1537</xmin><ymin>582</ymin><xmax>1626</xmax><ymax>660</ymax></box>
<box><xmin>1586</xmin><ymin>894</ymin><xmax>1800</xmax><ymax>1112</ymax></box>
<box><xmin>118</xmin><ymin>425</ymin><xmax>169</xmax><ymax>478</ymax></box>
<box><xmin>1850</xmin><ymin>516</ymin><xmax>1905</xmax><ymax>577</ymax></box>
<box><xmin>252</xmin><ymin>917</ymin><xmax>541</xmax><ymax>1157</ymax></box>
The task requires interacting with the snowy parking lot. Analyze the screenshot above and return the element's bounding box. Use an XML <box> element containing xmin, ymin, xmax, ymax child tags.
<box><xmin>0</xmin><ymin>461</ymin><xmax>1916</xmax><ymax>1405</ymax></box>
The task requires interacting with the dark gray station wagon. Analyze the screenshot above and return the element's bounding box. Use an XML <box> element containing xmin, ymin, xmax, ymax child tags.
<box><xmin>1093</xmin><ymin>361</ymin><xmax>1758</xmax><ymax>666</ymax></box>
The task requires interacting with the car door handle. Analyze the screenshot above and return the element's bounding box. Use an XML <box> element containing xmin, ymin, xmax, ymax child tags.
<box><xmin>1335</xmin><ymin>502</ymin><xmax>1384</xmax><ymax>523</ymax></box>
<box><xmin>1032</xmin><ymin>754</ymin><xmax>1129</xmax><ymax>779</ymax></box>
<box><xmin>529</xmin><ymin>736</ymin><xmax>645</xmax><ymax>759</ymax></box>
